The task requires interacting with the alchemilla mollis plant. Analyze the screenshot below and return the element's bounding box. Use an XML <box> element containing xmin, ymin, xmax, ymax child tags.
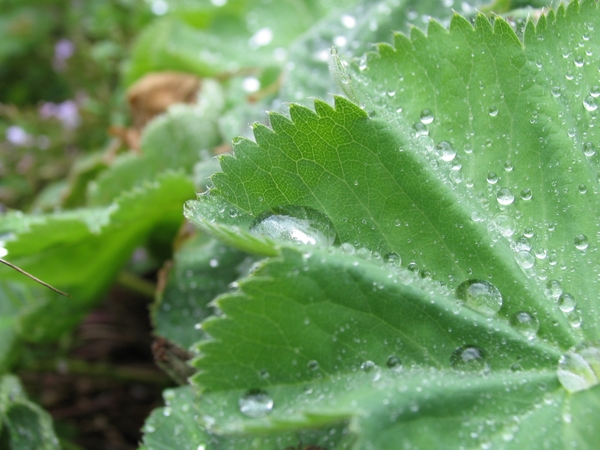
<box><xmin>1</xmin><ymin>0</ymin><xmax>600</xmax><ymax>449</ymax></box>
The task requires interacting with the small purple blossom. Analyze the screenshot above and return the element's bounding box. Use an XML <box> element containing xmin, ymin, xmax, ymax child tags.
<box><xmin>39</xmin><ymin>100</ymin><xmax>81</xmax><ymax>129</ymax></box>
<box><xmin>53</xmin><ymin>39</ymin><xmax>75</xmax><ymax>71</ymax></box>
<box><xmin>6</xmin><ymin>126</ymin><xmax>32</xmax><ymax>147</ymax></box>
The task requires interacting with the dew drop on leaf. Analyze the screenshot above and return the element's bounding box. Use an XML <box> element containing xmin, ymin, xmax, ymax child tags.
<box><xmin>250</xmin><ymin>205</ymin><xmax>337</xmax><ymax>247</ymax></box>
<box><xmin>450</xmin><ymin>345</ymin><xmax>488</xmax><ymax>372</ymax></box>
<box><xmin>420</xmin><ymin>109</ymin><xmax>434</xmax><ymax>124</ymax></box>
<box><xmin>456</xmin><ymin>279</ymin><xmax>503</xmax><ymax>317</ymax></box>
<box><xmin>239</xmin><ymin>389</ymin><xmax>274</xmax><ymax>418</ymax></box>
<box><xmin>307</xmin><ymin>360</ymin><xmax>320</xmax><ymax>371</ymax></box>
<box><xmin>545</xmin><ymin>280</ymin><xmax>563</xmax><ymax>300</ymax></box>
<box><xmin>486</xmin><ymin>172</ymin><xmax>498</xmax><ymax>185</ymax></box>
<box><xmin>583</xmin><ymin>95</ymin><xmax>598</xmax><ymax>111</ymax></box>
<box><xmin>557</xmin><ymin>341</ymin><xmax>600</xmax><ymax>393</ymax></box>
<box><xmin>574</xmin><ymin>234</ymin><xmax>589</xmax><ymax>250</ymax></box>
<box><xmin>436</xmin><ymin>141</ymin><xmax>456</xmax><ymax>162</ymax></box>
<box><xmin>558</xmin><ymin>293</ymin><xmax>576</xmax><ymax>313</ymax></box>
<box><xmin>488</xmin><ymin>106</ymin><xmax>498</xmax><ymax>117</ymax></box>
<box><xmin>496</xmin><ymin>188</ymin><xmax>515</xmax><ymax>206</ymax></box>
<box><xmin>583</xmin><ymin>142</ymin><xmax>596</xmax><ymax>156</ymax></box>
<box><xmin>386</xmin><ymin>355</ymin><xmax>402</xmax><ymax>371</ymax></box>
<box><xmin>509</xmin><ymin>311</ymin><xmax>539</xmax><ymax>340</ymax></box>
<box><xmin>520</xmin><ymin>188</ymin><xmax>532</xmax><ymax>200</ymax></box>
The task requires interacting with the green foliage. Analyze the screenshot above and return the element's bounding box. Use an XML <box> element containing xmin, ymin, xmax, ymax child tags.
<box><xmin>2</xmin><ymin>0</ymin><xmax>600</xmax><ymax>448</ymax></box>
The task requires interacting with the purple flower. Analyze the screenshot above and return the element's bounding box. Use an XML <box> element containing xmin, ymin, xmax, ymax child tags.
<box><xmin>53</xmin><ymin>39</ymin><xmax>74</xmax><ymax>71</ymax></box>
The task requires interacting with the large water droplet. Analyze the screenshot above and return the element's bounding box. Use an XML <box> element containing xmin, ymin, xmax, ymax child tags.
<box><xmin>455</xmin><ymin>279</ymin><xmax>503</xmax><ymax>317</ymax></box>
<box><xmin>239</xmin><ymin>389</ymin><xmax>274</xmax><ymax>417</ymax></box>
<box><xmin>450</xmin><ymin>345</ymin><xmax>488</xmax><ymax>372</ymax></box>
<box><xmin>510</xmin><ymin>311</ymin><xmax>539</xmax><ymax>340</ymax></box>
<box><xmin>557</xmin><ymin>341</ymin><xmax>600</xmax><ymax>393</ymax></box>
<box><xmin>583</xmin><ymin>142</ymin><xmax>596</xmax><ymax>156</ymax></box>
<box><xmin>250</xmin><ymin>206</ymin><xmax>337</xmax><ymax>246</ymax></box>
<box><xmin>583</xmin><ymin>95</ymin><xmax>598</xmax><ymax>111</ymax></box>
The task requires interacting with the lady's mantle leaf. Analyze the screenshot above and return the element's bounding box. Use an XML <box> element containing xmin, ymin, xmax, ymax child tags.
<box><xmin>180</xmin><ymin>1</ymin><xmax>600</xmax><ymax>448</ymax></box>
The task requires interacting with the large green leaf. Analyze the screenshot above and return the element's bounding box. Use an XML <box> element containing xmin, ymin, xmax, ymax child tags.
<box><xmin>174</xmin><ymin>1</ymin><xmax>600</xmax><ymax>447</ymax></box>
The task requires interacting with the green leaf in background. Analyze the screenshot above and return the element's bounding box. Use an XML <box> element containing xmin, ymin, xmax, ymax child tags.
<box><xmin>0</xmin><ymin>172</ymin><xmax>194</xmax><ymax>353</ymax></box>
<box><xmin>88</xmin><ymin>79</ymin><xmax>224</xmax><ymax>205</ymax></box>
<box><xmin>177</xmin><ymin>1</ymin><xmax>600</xmax><ymax>447</ymax></box>
<box><xmin>0</xmin><ymin>374</ymin><xmax>59</xmax><ymax>450</ymax></box>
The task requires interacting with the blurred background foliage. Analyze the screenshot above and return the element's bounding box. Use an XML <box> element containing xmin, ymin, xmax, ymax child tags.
<box><xmin>0</xmin><ymin>0</ymin><xmax>153</xmax><ymax>210</ymax></box>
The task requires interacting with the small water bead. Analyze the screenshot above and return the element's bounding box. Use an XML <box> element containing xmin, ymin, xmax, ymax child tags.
<box><xmin>436</xmin><ymin>141</ymin><xmax>456</xmax><ymax>162</ymax></box>
<box><xmin>591</xmin><ymin>85</ymin><xmax>600</xmax><ymax>97</ymax></box>
<box><xmin>250</xmin><ymin>205</ymin><xmax>337</xmax><ymax>247</ymax></box>
<box><xmin>510</xmin><ymin>312</ymin><xmax>540</xmax><ymax>340</ymax></box>
<box><xmin>361</xmin><ymin>360</ymin><xmax>377</xmax><ymax>372</ymax></box>
<box><xmin>494</xmin><ymin>215</ymin><xmax>515</xmax><ymax>237</ymax></box>
<box><xmin>384</xmin><ymin>252</ymin><xmax>401</xmax><ymax>266</ymax></box>
<box><xmin>488</xmin><ymin>106</ymin><xmax>499</xmax><ymax>117</ymax></box>
<box><xmin>413</xmin><ymin>122</ymin><xmax>428</xmax><ymax>137</ymax></box>
<box><xmin>307</xmin><ymin>360</ymin><xmax>320</xmax><ymax>371</ymax></box>
<box><xmin>450</xmin><ymin>345</ymin><xmax>488</xmax><ymax>372</ymax></box>
<box><xmin>578</xmin><ymin>184</ymin><xmax>587</xmax><ymax>194</ymax></box>
<box><xmin>504</xmin><ymin>161</ymin><xmax>513</xmax><ymax>172</ymax></box>
<box><xmin>239</xmin><ymin>389</ymin><xmax>274</xmax><ymax>418</ymax></box>
<box><xmin>496</xmin><ymin>188</ymin><xmax>515</xmax><ymax>206</ymax></box>
<box><xmin>567</xmin><ymin>310</ymin><xmax>583</xmax><ymax>328</ymax></box>
<box><xmin>558</xmin><ymin>293</ymin><xmax>576</xmax><ymax>313</ymax></box>
<box><xmin>420</xmin><ymin>109</ymin><xmax>434</xmax><ymax>124</ymax></box>
<box><xmin>557</xmin><ymin>341</ymin><xmax>600</xmax><ymax>393</ymax></box>
<box><xmin>455</xmin><ymin>279</ymin><xmax>503</xmax><ymax>317</ymax></box>
<box><xmin>574</xmin><ymin>234</ymin><xmax>589</xmax><ymax>250</ymax></box>
<box><xmin>386</xmin><ymin>355</ymin><xmax>402</xmax><ymax>371</ymax></box>
<box><xmin>583</xmin><ymin>95</ymin><xmax>598</xmax><ymax>112</ymax></box>
<box><xmin>551</xmin><ymin>86</ymin><xmax>562</xmax><ymax>97</ymax></box>
<box><xmin>486</xmin><ymin>172</ymin><xmax>499</xmax><ymax>184</ymax></box>
<box><xmin>583</xmin><ymin>142</ymin><xmax>596</xmax><ymax>156</ymax></box>
<box><xmin>520</xmin><ymin>188</ymin><xmax>532</xmax><ymax>200</ymax></box>
<box><xmin>516</xmin><ymin>251</ymin><xmax>535</xmax><ymax>270</ymax></box>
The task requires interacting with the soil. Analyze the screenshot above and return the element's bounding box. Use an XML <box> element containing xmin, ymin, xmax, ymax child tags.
<box><xmin>19</xmin><ymin>284</ymin><xmax>174</xmax><ymax>450</ymax></box>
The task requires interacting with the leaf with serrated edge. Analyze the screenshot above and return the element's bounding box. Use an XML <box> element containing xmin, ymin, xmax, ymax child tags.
<box><xmin>178</xmin><ymin>1</ymin><xmax>600</xmax><ymax>448</ymax></box>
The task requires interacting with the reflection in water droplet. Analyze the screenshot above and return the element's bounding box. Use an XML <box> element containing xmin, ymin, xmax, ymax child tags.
<box><xmin>450</xmin><ymin>345</ymin><xmax>488</xmax><ymax>372</ymax></box>
<box><xmin>558</xmin><ymin>293</ymin><xmax>576</xmax><ymax>312</ymax></box>
<box><xmin>488</xmin><ymin>106</ymin><xmax>498</xmax><ymax>117</ymax></box>
<box><xmin>510</xmin><ymin>311</ymin><xmax>539</xmax><ymax>340</ymax></box>
<box><xmin>307</xmin><ymin>360</ymin><xmax>320</xmax><ymax>371</ymax></box>
<box><xmin>386</xmin><ymin>355</ymin><xmax>402</xmax><ymax>371</ymax></box>
<box><xmin>239</xmin><ymin>389</ymin><xmax>274</xmax><ymax>417</ymax></box>
<box><xmin>420</xmin><ymin>109</ymin><xmax>434</xmax><ymax>124</ymax></box>
<box><xmin>436</xmin><ymin>141</ymin><xmax>456</xmax><ymax>161</ymax></box>
<box><xmin>574</xmin><ymin>234</ymin><xmax>589</xmax><ymax>250</ymax></box>
<box><xmin>583</xmin><ymin>142</ymin><xmax>596</xmax><ymax>156</ymax></box>
<box><xmin>250</xmin><ymin>206</ymin><xmax>337</xmax><ymax>247</ymax></box>
<box><xmin>515</xmin><ymin>251</ymin><xmax>535</xmax><ymax>270</ymax></box>
<box><xmin>455</xmin><ymin>279</ymin><xmax>503</xmax><ymax>317</ymax></box>
<box><xmin>496</xmin><ymin>188</ymin><xmax>515</xmax><ymax>206</ymax></box>
<box><xmin>583</xmin><ymin>95</ymin><xmax>598</xmax><ymax>111</ymax></box>
<box><xmin>486</xmin><ymin>172</ymin><xmax>499</xmax><ymax>185</ymax></box>
<box><xmin>361</xmin><ymin>360</ymin><xmax>377</xmax><ymax>372</ymax></box>
<box><xmin>557</xmin><ymin>341</ymin><xmax>600</xmax><ymax>393</ymax></box>
<box><xmin>520</xmin><ymin>188</ymin><xmax>532</xmax><ymax>200</ymax></box>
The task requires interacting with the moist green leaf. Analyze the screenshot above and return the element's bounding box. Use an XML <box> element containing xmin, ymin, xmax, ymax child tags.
<box><xmin>167</xmin><ymin>1</ymin><xmax>600</xmax><ymax>448</ymax></box>
<box><xmin>0</xmin><ymin>172</ymin><xmax>194</xmax><ymax>348</ymax></box>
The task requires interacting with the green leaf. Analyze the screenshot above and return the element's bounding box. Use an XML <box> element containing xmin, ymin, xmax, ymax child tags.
<box><xmin>176</xmin><ymin>1</ymin><xmax>600</xmax><ymax>447</ymax></box>
<box><xmin>88</xmin><ymin>79</ymin><xmax>224</xmax><ymax>205</ymax></box>
<box><xmin>0</xmin><ymin>375</ymin><xmax>60</xmax><ymax>450</ymax></box>
<box><xmin>0</xmin><ymin>172</ymin><xmax>194</xmax><ymax>350</ymax></box>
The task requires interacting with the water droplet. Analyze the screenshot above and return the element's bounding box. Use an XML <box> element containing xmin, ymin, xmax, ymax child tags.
<box><xmin>386</xmin><ymin>355</ymin><xmax>402</xmax><ymax>371</ymax></box>
<box><xmin>516</xmin><ymin>251</ymin><xmax>535</xmax><ymax>270</ymax></box>
<box><xmin>250</xmin><ymin>206</ymin><xmax>337</xmax><ymax>247</ymax></box>
<box><xmin>557</xmin><ymin>341</ymin><xmax>600</xmax><ymax>393</ymax></box>
<box><xmin>496</xmin><ymin>188</ymin><xmax>515</xmax><ymax>206</ymax></box>
<box><xmin>519</xmin><ymin>188</ymin><xmax>532</xmax><ymax>200</ymax></box>
<box><xmin>574</xmin><ymin>55</ymin><xmax>584</xmax><ymax>67</ymax></box>
<box><xmin>558</xmin><ymin>293</ymin><xmax>576</xmax><ymax>313</ymax></box>
<box><xmin>574</xmin><ymin>234</ymin><xmax>588</xmax><ymax>250</ymax></box>
<box><xmin>486</xmin><ymin>172</ymin><xmax>499</xmax><ymax>184</ymax></box>
<box><xmin>583</xmin><ymin>142</ymin><xmax>596</xmax><ymax>156</ymax></box>
<box><xmin>384</xmin><ymin>252</ymin><xmax>401</xmax><ymax>266</ymax></box>
<box><xmin>551</xmin><ymin>86</ymin><xmax>562</xmax><ymax>97</ymax></box>
<box><xmin>583</xmin><ymin>95</ymin><xmax>598</xmax><ymax>111</ymax></box>
<box><xmin>544</xmin><ymin>281</ymin><xmax>562</xmax><ymax>303</ymax></box>
<box><xmin>494</xmin><ymin>214</ymin><xmax>515</xmax><ymax>237</ymax></box>
<box><xmin>420</xmin><ymin>109</ymin><xmax>434</xmax><ymax>125</ymax></box>
<box><xmin>239</xmin><ymin>389</ymin><xmax>274</xmax><ymax>417</ymax></box>
<box><xmin>504</xmin><ymin>161</ymin><xmax>513</xmax><ymax>172</ymax></box>
<box><xmin>510</xmin><ymin>311</ymin><xmax>540</xmax><ymax>340</ymax></box>
<box><xmin>340</xmin><ymin>73</ymin><xmax>351</xmax><ymax>84</ymax></box>
<box><xmin>450</xmin><ymin>345</ymin><xmax>488</xmax><ymax>372</ymax></box>
<box><xmin>436</xmin><ymin>141</ymin><xmax>456</xmax><ymax>162</ymax></box>
<box><xmin>341</xmin><ymin>14</ymin><xmax>357</xmax><ymax>29</ymax></box>
<box><xmin>330</xmin><ymin>47</ymin><xmax>338</xmax><ymax>56</ymax></box>
<box><xmin>413</xmin><ymin>122</ymin><xmax>428</xmax><ymax>137</ymax></box>
<box><xmin>567</xmin><ymin>310</ymin><xmax>583</xmax><ymax>328</ymax></box>
<box><xmin>307</xmin><ymin>360</ymin><xmax>320</xmax><ymax>371</ymax></box>
<box><xmin>361</xmin><ymin>360</ymin><xmax>377</xmax><ymax>372</ymax></box>
<box><xmin>578</xmin><ymin>184</ymin><xmax>587</xmax><ymax>194</ymax></box>
<box><xmin>488</xmin><ymin>106</ymin><xmax>498</xmax><ymax>117</ymax></box>
<box><xmin>456</xmin><ymin>279</ymin><xmax>503</xmax><ymax>317</ymax></box>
